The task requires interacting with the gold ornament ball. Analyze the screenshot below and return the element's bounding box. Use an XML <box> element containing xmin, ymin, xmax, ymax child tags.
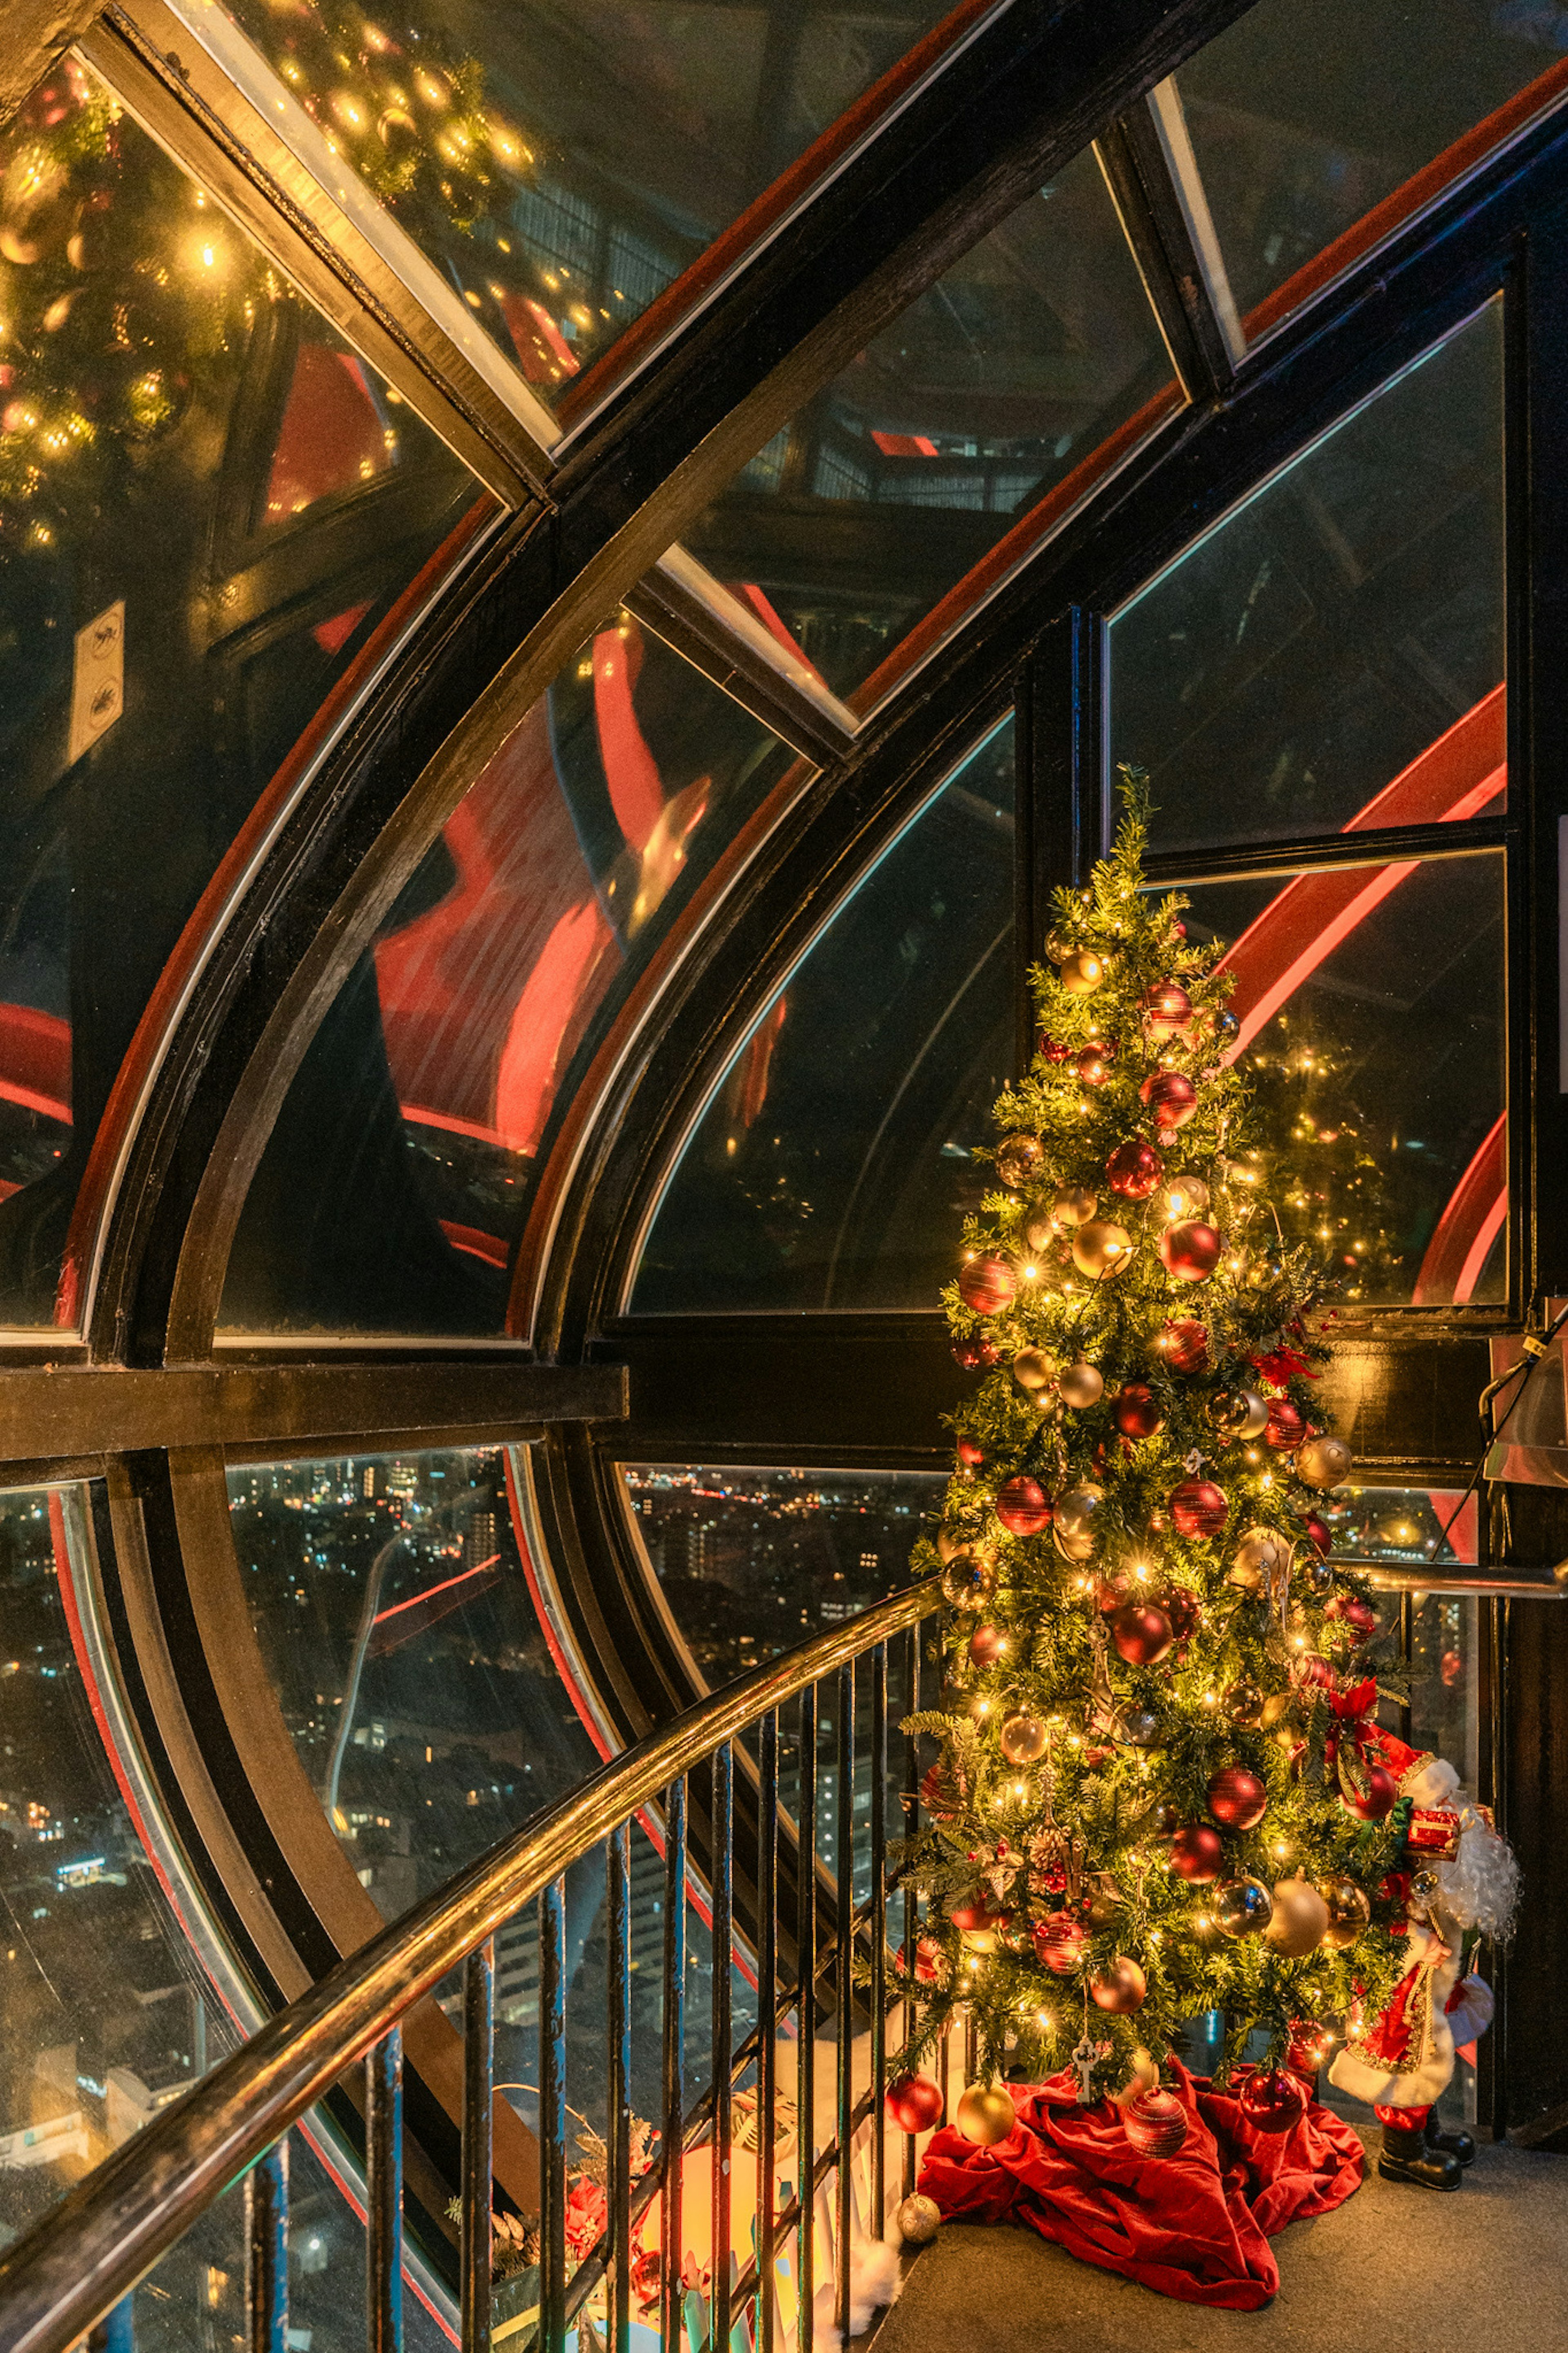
<box><xmin>1228</xmin><ymin>1525</ymin><xmax>1288</xmax><ymax>1591</ymax></box>
<box><xmin>1072</xmin><ymin>1220</ymin><xmax>1133</xmax><ymax>1280</ymax></box>
<box><xmin>940</xmin><ymin>1555</ymin><xmax>996</xmax><ymax>1612</ymax></box>
<box><xmin>956</xmin><ymin>2084</ymin><xmax>1017</xmax><ymax>2145</ymax></box>
<box><xmin>1000</xmin><ymin>1711</ymin><xmax>1048</xmax><ymax>1764</ymax></box>
<box><xmin>1051</xmin><ymin>1182</ymin><xmax>1098</xmax><ymax>1229</ymax></box>
<box><xmin>1054</xmin><ymin>1483</ymin><xmax>1105</xmax><ymax>1540</ymax></box>
<box><xmin>996</xmin><ymin>1132</ymin><xmax>1045</xmax><ymax>1188</ymax></box>
<box><xmin>1059</xmin><ymin>949</ymin><xmax>1105</xmax><ymax>995</ymax></box>
<box><xmin>1056</xmin><ymin>1360</ymin><xmax>1104</xmax><ymax>1410</ymax></box>
<box><xmin>1091</xmin><ymin>1956</ymin><xmax>1147</xmax><ymax>2014</ymax></box>
<box><xmin>1297</xmin><ymin>1434</ymin><xmax>1354</xmax><ymax>1490</ymax></box>
<box><xmin>1154</xmin><ymin>1175</ymin><xmax>1210</xmax><ymax>1222</ymax></box>
<box><xmin>1224</xmin><ymin>1678</ymin><xmax>1265</xmax><ymax>1729</ymax></box>
<box><xmin>1024</xmin><ymin>1213</ymin><xmax>1055</xmax><ymax>1253</ymax></box>
<box><xmin>1319</xmin><ymin>1876</ymin><xmax>1372</xmax><ymax>1951</ymax></box>
<box><xmin>1263</xmin><ymin>1877</ymin><xmax>1331</xmax><ymax>1959</ymax></box>
<box><xmin>1012</xmin><ymin>1346</ymin><xmax>1056</xmax><ymax>1394</ymax></box>
<box><xmin>896</xmin><ymin>2194</ymin><xmax>941</xmax><ymax>2246</ymax></box>
<box><xmin>1054</xmin><ymin>1523</ymin><xmax>1097</xmax><ymax>1563</ymax></box>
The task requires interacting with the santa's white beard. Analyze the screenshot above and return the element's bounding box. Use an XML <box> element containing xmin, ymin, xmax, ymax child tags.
<box><xmin>1437</xmin><ymin>1808</ymin><xmax>1520</xmax><ymax>1941</ymax></box>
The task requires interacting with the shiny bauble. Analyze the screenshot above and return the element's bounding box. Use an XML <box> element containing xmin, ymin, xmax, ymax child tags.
<box><xmin>1072</xmin><ymin>1220</ymin><xmax>1134</xmax><ymax>1280</ymax></box>
<box><xmin>1077</xmin><ymin>1044</ymin><xmax>1113</xmax><ymax>1086</ymax></box>
<box><xmin>1054</xmin><ymin>1483</ymin><xmax>1105</xmax><ymax>1541</ymax></box>
<box><xmin>967</xmin><ymin>1622</ymin><xmax>1009</xmax><ymax>1668</ymax></box>
<box><xmin>1265</xmin><ymin>1398</ymin><xmax>1305</xmax><ymax>1451</ymax></box>
<box><xmin>1154</xmin><ymin>1175</ymin><xmax>1210</xmax><ymax>1223</ymax></box>
<box><xmin>1296</xmin><ymin>1434</ymin><xmax>1353</xmax><ymax>1490</ymax></box>
<box><xmin>1106</xmin><ymin>1138</ymin><xmax>1163</xmax><ymax>1200</ymax></box>
<box><xmin>1238</xmin><ymin>2068</ymin><xmax>1307</xmax><ymax>2135</ymax></box>
<box><xmin>1140</xmin><ymin>1069</ymin><xmax>1198</xmax><ymax>1129</ymax></box>
<box><xmin>1000</xmin><ymin>1711</ymin><xmax>1048</xmax><ymax>1764</ymax></box>
<box><xmin>1038</xmin><ymin>1035</ymin><xmax>1073</xmax><ymax>1065</ymax></box>
<box><xmin>1343</xmin><ymin>1763</ymin><xmax>1398</xmax><ymax>1822</ymax></box>
<box><xmin>1032</xmin><ymin>1910</ymin><xmax>1087</xmax><ymax>1974</ymax></box>
<box><xmin>1319</xmin><ymin>1876</ymin><xmax>1372</xmax><ymax>1950</ymax></box>
<box><xmin>895</xmin><ymin>2193</ymin><xmax>941</xmax><ymax>2246</ymax></box>
<box><xmin>1301</xmin><ymin>1511</ymin><xmax>1332</xmax><ymax>1557</ymax></box>
<box><xmin>1112</xmin><ymin>1381</ymin><xmax>1165</xmax><ymax>1439</ymax></box>
<box><xmin>1229</xmin><ymin>1526</ymin><xmax>1289</xmax><ymax>1591</ymax></box>
<box><xmin>1123</xmin><ymin>2084</ymin><xmax>1188</xmax><ymax>2157</ymax></box>
<box><xmin>1208</xmin><ymin>1386</ymin><xmax>1269</xmax><ymax>1441</ymax></box>
<box><xmin>958</xmin><ymin>1253</ymin><xmax>1016</xmax><ymax>1315</ymax></box>
<box><xmin>1011</xmin><ymin>1346</ymin><xmax>1056</xmax><ymax>1394</ymax></box>
<box><xmin>1207</xmin><ymin>1764</ymin><xmax>1268</xmax><ymax>1830</ymax></box>
<box><xmin>1154</xmin><ymin>1317</ymin><xmax>1209</xmax><ymax>1374</ymax></box>
<box><xmin>1224</xmin><ymin>1679</ymin><xmax>1266</xmax><ymax>1730</ymax></box>
<box><xmin>1147</xmin><ymin>1801</ymin><xmax>1183</xmax><ymax>1845</ymax></box>
<box><xmin>952</xmin><ymin>1334</ymin><xmax>1000</xmax><ymax>1371</ymax></box>
<box><xmin>957</xmin><ymin>1439</ymin><xmax>985</xmax><ymax>1470</ymax></box>
<box><xmin>1085</xmin><ymin>1873</ymin><xmax>1123</xmax><ymax>1928</ymax></box>
<box><xmin>1170</xmin><ymin>1478</ymin><xmax>1227</xmax><ymax>1540</ymax></box>
<box><xmin>1214</xmin><ymin>1876</ymin><xmax>1274</xmax><ymax>1938</ymax></box>
<box><xmin>1159</xmin><ymin>1219</ymin><xmax>1222</xmax><ymax>1281</ymax></box>
<box><xmin>1117</xmin><ymin>1707</ymin><xmax>1163</xmax><ymax>1749</ymax></box>
<box><xmin>956</xmin><ymin>2085</ymin><xmax>1017</xmax><ymax>2145</ymax></box>
<box><xmin>996</xmin><ymin>1476</ymin><xmax>1052</xmax><ymax>1536</ymax></box>
<box><xmin>1263</xmin><ymin>1878</ymin><xmax>1331</xmax><ymax>1958</ymax></box>
<box><xmin>948</xmin><ymin>1891</ymin><xmax>1006</xmax><ymax>1935</ymax></box>
<box><xmin>1054</xmin><ymin>1523</ymin><xmax>1098</xmax><ymax>1564</ymax></box>
<box><xmin>886</xmin><ymin>2075</ymin><xmax>945</xmax><ymax>2132</ymax></box>
<box><xmin>1214</xmin><ymin>1008</ymin><xmax>1240</xmax><ymax>1044</ymax></box>
<box><xmin>1302</xmin><ymin>1553</ymin><xmax>1335</xmax><ymax>1599</ymax></box>
<box><xmin>1050</xmin><ymin>1182</ymin><xmax>1098</xmax><ymax>1229</ymax></box>
<box><xmin>1142</xmin><ymin>979</ymin><xmax>1193</xmax><ymax>1041</ymax></box>
<box><xmin>1090</xmin><ymin>1957</ymin><xmax>1147</xmax><ymax>2013</ymax></box>
<box><xmin>1110</xmin><ymin>1600</ymin><xmax>1174</xmax><ymax>1666</ymax></box>
<box><xmin>996</xmin><ymin>1132</ymin><xmax>1045</xmax><ymax>1188</ymax></box>
<box><xmin>1058</xmin><ymin>949</ymin><xmax>1105</xmax><ymax>995</ymax></box>
<box><xmin>940</xmin><ymin>1555</ymin><xmax>996</xmax><ymax>1611</ymax></box>
<box><xmin>1056</xmin><ymin>1360</ymin><xmax>1104</xmax><ymax>1409</ymax></box>
<box><xmin>1327</xmin><ymin>1594</ymin><xmax>1379</xmax><ymax>1639</ymax></box>
<box><xmin>1169</xmin><ymin>1824</ymin><xmax>1224</xmax><ymax>1882</ymax></box>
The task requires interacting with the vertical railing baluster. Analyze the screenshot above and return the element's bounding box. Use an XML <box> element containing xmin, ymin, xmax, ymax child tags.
<box><xmin>758</xmin><ymin>1711</ymin><xmax>779</xmax><ymax>2353</ymax></box>
<box><xmin>797</xmin><ymin>1683</ymin><xmax>817</xmax><ymax>2353</ymax></box>
<box><xmin>461</xmin><ymin>1940</ymin><xmax>494</xmax><ymax>2352</ymax></box>
<box><xmin>366</xmin><ymin>2029</ymin><xmax>403</xmax><ymax>2353</ymax></box>
<box><xmin>869</xmin><ymin>1641</ymin><xmax>888</xmax><ymax>2242</ymax></box>
<box><xmin>662</xmin><ymin>1778</ymin><xmax>688</xmax><ymax>2353</ymax></box>
<box><xmin>711</xmin><ymin>1742</ymin><xmax>734</xmax><ymax>2353</ymax></box>
<box><xmin>902</xmin><ymin>1625</ymin><xmax>921</xmax><ymax>2199</ymax></box>
<box><xmin>541</xmin><ymin>1878</ymin><xmax>568</xmax><ymax>2353</ymax></box>
<box><xmin>834</xmin><ymin>1662</ymin><xmax>854</xmax><ymax>2339</ymax></box>
<box><xmin>245</xmin><ymin>2138</ymin><xmax>288</xmax><ymax>2353</ymax></box>
<box><xmin>608</xmin><ymin>1823</ymin><xmax>633</xmax><ymax>2353</ymax></box>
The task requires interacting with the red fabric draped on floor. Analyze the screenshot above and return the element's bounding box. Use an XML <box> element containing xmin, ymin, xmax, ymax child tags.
<box><xmin>918</xmin><ymin>2060</ymin><xmax>1363</xmax><ymax>2309</ymax></box>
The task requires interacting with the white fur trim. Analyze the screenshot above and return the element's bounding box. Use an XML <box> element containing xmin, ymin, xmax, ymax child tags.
<box><xmin>1404</xmin><ymin>1756</ymin><xmax>1460</xmax><ymax>1807</ymax></box>
<box><xmin>1443</xmin><ymin>1974</ymin><xmax>1494</xmax><ymax>2048</ymax></box>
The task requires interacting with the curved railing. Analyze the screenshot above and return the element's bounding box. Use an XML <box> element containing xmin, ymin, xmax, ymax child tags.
<box><xmin>0</xmin><ymin>1578</ymin><xmax>944</xmax><ymax>2353</ymax></box>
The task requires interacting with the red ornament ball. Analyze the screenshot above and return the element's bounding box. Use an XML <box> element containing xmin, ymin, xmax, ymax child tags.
<box><xmin>1110</xmin><ymin>1600</ymin><xmax>1174</xmax><ymax>1666</ymax></box>
<box><xmin>1343</xmin><ymin>1763</ymin><xmax>1398</xmax><ymax>1822</ymax></box>
<box><xmin>948</xmin><ymin>1891</ymin><xmax>1005</xmax><ymax>1934</ymax></box>
<box><xmin>1039</xmin><ymin>1035</ymin><xmax>1074</xmax><ymax>1064</ymax></box>
<box><xmin>1207</xmin><ymin>1763</ymin><xmax>1268</xmax><ymax>1830</ymax></box>
<box><xmin>1123</xmin><ymin>2084</ymin><xmax>1189</xmax><ymax>2158</ymax></box>
<box><xmin>1265</xmin><ymin>1398</ymin><xmax>1305</xmax><ymax>1451</ymax></box>
<box><xmin>1090</xmin><ymin>1956</ymin><xmax>1147</xmax><ymax>2013</ymax></box>
<box><xmin>1169</xmin><ymin>1823</ymin><xmax>1224</xmax><ymax>1882</ymax></box>
<box><xmin>1032</xmin><ymin>1911</ymin><xmax>1087</xmax><ymax>1975</ymax></box>
<box><xmin>885</xmin><ymin>2075</ymin><xmax>944</xmax><ymax>2133</ymax></box>
<box><xmin>1142</xmin><ymin>980</ymin><xmax>1194</xmax><ymax>1042</ymax></box>
<box><xmin>967</xmin><ymin>1623</ymin><xmax>1008</xmax><ymax>1668</ymax></box>
<box><xmin>1301</xmin><ymin>1512</ymin><xmax>1331</xmax><ymax>1557</ymax></box>
<box><xmin>996</xmin><ymin>1476</ymin><xmax>1051</xmax><ymax>1536</ymax></box>
<box><xmin>1160</xmin><ymin>1220</ymin><xmax>1222</xmax><ymax>1282</ymax></box>
<box><xmin>1170</xmin><ymin>1478</ymin><xmax>1227</xmax><ymax>1540</ymax></box>
<box><xmin>958</xmin><ymin>1254</ymin><xmax>1016</xmax><ymax>1315</ymax></box>
<box><xmin>1238</xmin><ymin>2068</ymin><xmax>1307</xmax><ymax>2135</ymax></box>
<box><xmin>1112</xmin><ymin>1381</ymin><xmax>1165</xmax><ymax>1439</ymax></box>
<box><xmin>1106</xmin><ymin>1138</ymin><xmax>1164</xmax><ymax>1200</ymax></box>
<box><xmin>1156</xmin><ymin>1317</ymin><xmax>1209</xmax><ymax>1373</ymax></box>
<box><xmin>951</xmin><ymin>1335</ymin><xmax>1000</xmax><ymax>1370</ymax></box>
<box><xmin>1140</xmin><ymin>1069</ymin><xmax>1198</xmax><ymax>1128</ymax></box>
<box><xmin>957</xmin><ymin>1438</ymin><xmax>985</xmax><ymax>1468</ymax></box>
<box><xmin>1077</xmin><ymin>1044</ymin><xmax>1113</xmax><ymax>1086</ymax></box>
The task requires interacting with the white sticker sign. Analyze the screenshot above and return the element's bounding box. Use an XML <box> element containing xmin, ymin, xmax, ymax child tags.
<box><xmin>67</xmin><ymin>599</ymin><xmax>125</xmax><ymax>765</ymax></box>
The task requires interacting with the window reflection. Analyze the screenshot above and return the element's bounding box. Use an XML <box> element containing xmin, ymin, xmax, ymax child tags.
<box><xmin>1321</xmin><ymin>1483</ymin><xmax>1479</xmax><ymax>1566</ymax></box>
<box><xmin>220</xmin><ymin>622</ymin><xmax>793</xmax><ymax>1334</ymax></box>
<box><xmin>0</xmin><ymin>60</ymin><xmax>481</xmax><ymax>1330</ymax></box>
<box><xmin>632</xmin><ymin>719</ymin><xmax>1013</xmax><ymax>1314</ymax></box>
<box><xmin>1109</xmin><ymin>305</ymin><xmax>1504</xmax><ymax>854</ymax></box>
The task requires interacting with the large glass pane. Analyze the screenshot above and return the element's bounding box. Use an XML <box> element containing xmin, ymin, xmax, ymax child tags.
<box><xmin>1175</xmin><ymin>0</ymin><xmax>1568</xmax><ymax>330</ymax></box>
<box><xmin>1321</xmin><ymin>1483</ymin><xmax>1479</xmax><ymax>1568</ymax></box>
<box><xmin>1175</xmin><ymin>851</ymin><xmax>1506</xmax><ymax>1307</ymax></box>
<box><xmin>220</xmin><ymin>623</ymin><xmax>794</xmax><ymax>1336</ymax></box>
<box><xmin>631</xmin><ymin>719</ymin><xmax>1013</xmax><ymax>1313</ymax></box>
<box><xmin>218</xmin><ymin>0</ymin><xmax>958</xmax><ymax>406</ymax></box>
<box><xmin>0</xmin><ymin>61</ymin><xmax>481</xmax><ymax>1330</ymax></box>
<box><xmin>688</xmin><ymin>145</ymin><xmax>1174</xmax><ymax>700</ymax></box>
<box><xmin>1109</xmin><ymin>306</ymin><xmax>1503</xmax><ymax>855</ymax></box>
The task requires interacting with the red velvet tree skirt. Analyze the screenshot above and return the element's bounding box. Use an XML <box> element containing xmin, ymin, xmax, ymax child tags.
<box><xmin>918</xmin><ymin>2060</ymin><xmax>1363</xmax><ymax>2310</ymax></box>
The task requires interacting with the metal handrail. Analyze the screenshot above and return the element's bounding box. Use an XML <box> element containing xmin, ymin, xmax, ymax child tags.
<box><xmin>0</xmin><ymin>1578</ymin><xmax>942</xmax><ymax>2353</ymax></box>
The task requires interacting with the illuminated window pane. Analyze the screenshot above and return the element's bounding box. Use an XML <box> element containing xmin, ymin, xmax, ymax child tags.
<box><xmin>1176</xmin><ymin>0</ymin><xmax>1568</xmax><ymax>330</ymax></box>
<box><xmin>689</xmin><ymin>145</ymin><xmax>1174</xmax><ymax>699</ymax></box>
<box><xmin>0</xmin><ymin>61</ymin><xmax>480</xmax><ymax>1331</ymax></box>
<box><xmin>631</xmin><ymin>719</ymin><xmax>1013</xmax><ymax>1313</ymax></box>
<box><xmin>1172</xmin><ymin>853</ymin><xmax>1505</xmax><ymax>1308</ymax></box>
<box><xmin>220</xmin><ymin>625</ymin><xmax>793</xmax><ymax>1335</ymax></box>
<box><xmin>1109</xmin><ymin>306</ymin><xmax>1503</xmax><ymax>855</ymax></box>
<box><xmin>1323</xmin><ymin>1483</ymin><xmax>1479</xmax><ymax>1566</ymax></box>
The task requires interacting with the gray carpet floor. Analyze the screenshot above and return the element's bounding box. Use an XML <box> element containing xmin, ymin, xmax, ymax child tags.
<box><xmin>870</xmin><ymin>2136</ymin><xmax>1568</xmax><ymax>2353</ymax></box>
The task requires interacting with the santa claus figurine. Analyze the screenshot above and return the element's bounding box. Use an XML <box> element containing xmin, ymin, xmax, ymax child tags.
<box><xmin>1329</xmin><ymin>1731</ymin><xmax>1519</xmax><ymax>2190</ymax></box>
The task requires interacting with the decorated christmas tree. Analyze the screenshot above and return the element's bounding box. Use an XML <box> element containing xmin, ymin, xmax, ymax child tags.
<box><xmin>891</xmin><ymin>776</ymin><xmax>1415</xmax><ymax>2158</ymax></box>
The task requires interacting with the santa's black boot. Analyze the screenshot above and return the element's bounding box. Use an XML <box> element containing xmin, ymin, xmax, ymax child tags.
<box><xmin>1425</xmin><ymin>2111</ymin><xmax>1477</xmax><ymax>2166</ymax></box>
<box><xmin>1379</xmin><ymin>2118</ymin><xmax>1462</xmax><ymax>2190</ymax></box>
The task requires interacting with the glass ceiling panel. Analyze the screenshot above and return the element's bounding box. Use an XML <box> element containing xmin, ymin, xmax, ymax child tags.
<box><xmin>0</xmin><ymin>58</ymin><xmax>482</xmax><ymax>1332</ymax></box>
<box><xmin>1176</xmin><ymin>0</ymin><xmax>1568</xmax><ymax>334</ymax></box>
<box><xmin>216</xmin><ymin>0</ymin><xmax>960</xmax><ymax>408</ymax></box>
<box><xmin>683</xmin><ymin>143</ymin><xmax>1176</xmax><ymax>701</ymax></box>
<box><xmin>220</xmin><ymin>617</ymin><xmax>795</xmax><ymax>1337</ymax></box>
